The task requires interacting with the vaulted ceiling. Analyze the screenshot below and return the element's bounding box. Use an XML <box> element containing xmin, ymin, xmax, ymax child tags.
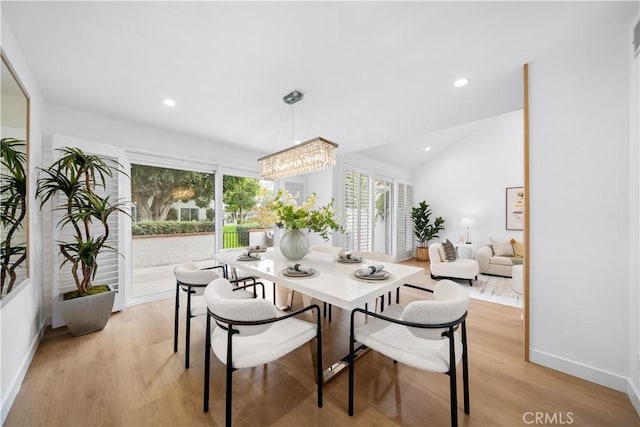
<box><xmin>2</xmin><ymin>1</ymin><xmax>634</xmax><ymax>168</ymax></box>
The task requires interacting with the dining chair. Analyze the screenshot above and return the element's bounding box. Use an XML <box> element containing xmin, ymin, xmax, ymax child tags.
<box><xmin>173</xmin><ymin>262</ymin><xmax>255</xmax><ymax>369</ymax></box>
<box><xmin>348</xmin><ymin>279</ymin><xmax>470</xmax><ymax>427</ymax></box>
<box><xmin>203</xmin><ymin>277</ymin><xmax>323</xmax><ymax>427</ymax></box>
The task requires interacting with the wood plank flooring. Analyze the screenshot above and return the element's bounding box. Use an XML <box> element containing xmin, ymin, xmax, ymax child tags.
<box><xmin>5</xmin><ymin>261</ymin><xmax>639</xmax><ymax>426</ymax></box>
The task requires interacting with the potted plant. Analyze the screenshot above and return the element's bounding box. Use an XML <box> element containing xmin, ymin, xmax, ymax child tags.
<box><xmin>269</xmin><ymin>190</ymin><xmax>343</xmax><ymax>260</ymax></box>
<box><xmin>36</xmin><ymin>147</ymin><xmax>128</xmax><ymax>335</ymax></box>
<box><xmin>411</xmin><ymin>200</ymin><xmax>445</xmax><ymax>262</ymax></box>
<box><xmin>1</xmin><ymin>138</ymin><xmax>28</xmax><ymax>297</ymax></box>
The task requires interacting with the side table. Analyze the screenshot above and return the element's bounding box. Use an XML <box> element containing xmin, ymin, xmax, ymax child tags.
<box><xmin>456</xmin><ymin>242</ymin><xmax>476</xmax><ymax>259</ymax></box>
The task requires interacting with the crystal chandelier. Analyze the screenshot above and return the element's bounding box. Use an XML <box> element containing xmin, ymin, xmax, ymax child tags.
<box><xmin>258</xmin><ymin>90</ymin><xmax>338</xmax><ymax>181</ymax></box>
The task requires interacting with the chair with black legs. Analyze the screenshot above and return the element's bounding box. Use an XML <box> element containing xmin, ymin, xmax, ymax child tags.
<box><xmin>348</xmin><ymin>279</ymin><xmax>470</xmax><ymax>427</ymax></box>
<box><xmin>173</xmin><ymin>262</ymin><xmax>256</xmax><ymax>369</ymax></box>
<box><xmin>203</xmin><ymin>277</ymin><xmax>323</xmax><ymax>427</ymax></box>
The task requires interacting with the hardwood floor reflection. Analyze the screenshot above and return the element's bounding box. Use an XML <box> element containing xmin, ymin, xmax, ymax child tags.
<box><xmin>5</xmin><ymin>263</ymin><xmax>639</xmax><ymax>426</ymax></box>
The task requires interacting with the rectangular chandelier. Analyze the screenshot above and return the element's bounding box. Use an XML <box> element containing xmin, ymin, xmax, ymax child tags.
<box><xmin>258</xmin><ymin>137</ymin><xmax>338</xmax><ymax>181</ymax></box>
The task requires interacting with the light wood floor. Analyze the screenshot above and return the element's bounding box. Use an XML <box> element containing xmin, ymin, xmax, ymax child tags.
<box><xmin>5</xmin><ymin>261</ymin><xmax>639</xmax><ymax>427</ymax></box>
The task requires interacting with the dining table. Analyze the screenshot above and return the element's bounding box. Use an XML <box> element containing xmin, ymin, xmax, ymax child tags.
<box><xmin>212</xmin><ymin>247</ymin><xmax>426</xmax><ymax>383</ymax></box>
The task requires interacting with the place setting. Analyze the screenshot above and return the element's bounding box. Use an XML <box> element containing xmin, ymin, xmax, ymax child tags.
<box><xmin>336</xmin><ymin>250</ymin><xmax>363</xmax><ymax>264</ymax></box>
<box><xmin>353</xmin><ymin>264</ymin><xmax>391</xmax><ymax>281</ymax></box>
<box><xmin>281</xmin><ymin>263</ymin><xmax>318</xmax><ymax>278</ymax></box>
<box><xmin>237</xmin><ymin>249</ymin><xmax>262</xmax><ymax>261</ymax></box>
<box><xmin>245</xmin><ymin>245</ymin><xmax>267</xmax><ymax>253</ymax></box>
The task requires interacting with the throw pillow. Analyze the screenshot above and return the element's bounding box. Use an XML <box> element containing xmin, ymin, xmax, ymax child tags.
<box><xmin>490</xmin><ymin>238</ymin><xmax>514</xmax><ymax>257</ymax></box>
<box><xmin>437</xmin><ymin>243</ymin><xmax>447</xmax><ymax>261</ymax></box>
<box><xmin>442</xmin><ymin>239</ymin><xmax>457</xmax><ymax>262</ymax></box>
<box><xmin>510</xmin><ymin>238</ymin><xmax>525</xmax><ymax>258</ymax></box>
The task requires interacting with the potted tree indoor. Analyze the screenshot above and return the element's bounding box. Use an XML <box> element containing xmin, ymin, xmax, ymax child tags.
<box><xmin>411</xmin><ymin>200</ymin><xmax>445</xmax><ymax>262</ymax></box>
<box><xmin>36</xmin><ymin>147</ymin><xmax>128</xmax><ymax>335</ymax></box>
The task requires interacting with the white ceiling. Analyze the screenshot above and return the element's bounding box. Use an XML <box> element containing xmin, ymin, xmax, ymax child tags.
<box><xmin>2</xmin><ymin>1</ymin><xmax>636</xmax><ymax>168</ymax></box>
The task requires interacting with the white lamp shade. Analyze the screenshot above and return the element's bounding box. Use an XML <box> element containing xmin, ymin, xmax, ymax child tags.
<box><xmin>461</xmin><ymin>217</ymin><xmax>475</xmax><ymax>228</ymax></box>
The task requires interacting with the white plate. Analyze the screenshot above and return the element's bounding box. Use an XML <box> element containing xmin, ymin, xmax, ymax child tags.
<box><xmin>237</xmin><ymin>255</ymin><xmax>261</xmax><ymax>261</ymax></box>
<box><xmin>354</xmin><ymin>269</ymin><xmax>390</xmax><ymax>280</ymax></box>
<box><xmin>337</xmin><ymin>257</ymin><xmax>362</xmax><ymax>263</ymax></box>
<box><xmin>282</xmin><ymin>267</ymin><xmax>316</xmax><ymax>277</ymax></box>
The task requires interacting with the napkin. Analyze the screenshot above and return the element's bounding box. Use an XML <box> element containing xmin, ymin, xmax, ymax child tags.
<box><xmin>247</xmin><ymin>245</ymin><xmax>266</xmax><ymax>252</ymax></box>
<box><xmin>358</xmin><ymin>264</ymin><xmax>385</xmax><ymax>277</ymax></box>
<box><xmin>338</xmin><ymin>252</ymin><xmax>362</xmax><ymax>262</ymax></box>
<box><xmin>286</xmin><ymin>263</ymin><xmax>313</xmax><ymax>274</ymax></box>
<box><xmin>241</xmin><ymin>251</ymin><xmax>260</xmax><ymax>259</ymax></box>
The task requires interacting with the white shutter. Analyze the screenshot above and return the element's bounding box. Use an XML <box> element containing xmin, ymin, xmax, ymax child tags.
<box><xmin>284</xmin><ymin>181</ymin><xmax>305</xmax><ymax>204</ymax></box>
<box><xmin>343</xmin><ymin>169</ymin><xmax>372</xmax><ymax>252</ymax></box>
<box><xmin>396</xmin><ymin>182</ymin><xmax>414</xmax><ymax>261</ymax></box>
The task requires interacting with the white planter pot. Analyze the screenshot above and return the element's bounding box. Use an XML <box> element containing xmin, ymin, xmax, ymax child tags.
<box><xmin>60</xmin><ymin>285</ymin><xmax>116</xmax><ymax>336</ymax></box>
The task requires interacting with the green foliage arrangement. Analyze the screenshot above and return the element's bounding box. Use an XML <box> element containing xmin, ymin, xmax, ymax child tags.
<box><xmin>1</xmin><ymin>138</ymin><xmax>28</xmax><ymax>296</ymax></box>
<box><xmin>36</xmin><ymin>147</ymin><xmax>129</xmax><ymax>296</ymax></box>
<box><xmin>411</xmin><ymin>200</ymin><xmax>446</xmax><ymax>247</ymax></box>
<box><xmin>269</xmin><ymin>190</ymin><xmax>343</xmax><ymax>241</ymax></box>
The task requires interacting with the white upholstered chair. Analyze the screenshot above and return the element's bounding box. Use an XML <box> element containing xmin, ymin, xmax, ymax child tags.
<box><xmin>348</xmin><ymin>279</ymin><xmax>470</xmax><ymax>427</ymax></box>
<box><xmin>203</xmin><ymin>278</ymin><xmax>323</xmax><ymax>426</ymax></box>
<box><xmin>429</xmin><ymin>243</ymin><xmax>479</xmax><ymax>286</ymax></box>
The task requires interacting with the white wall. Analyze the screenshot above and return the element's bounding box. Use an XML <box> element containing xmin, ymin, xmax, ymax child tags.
<box><xmin>0</xmin><ymin>20</ymin><xmax>46</xmax><ymax>423</ymax></box>
<box><xmin>528</xmin><ymin>12</ymin><xmax>633</xmax><ymax>392</ymax></box>
<box><xmin>410</xmin><ymin>110</ymin><xmax>524</xmax><ymax>247</ymax></box>
<box><xmin>628</xmin><ymin>15</ymin><xmax>640</xmax><ymax>414</ymax></box>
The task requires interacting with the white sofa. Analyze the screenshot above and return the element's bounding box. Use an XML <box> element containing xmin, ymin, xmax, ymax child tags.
<box><xmin>475</xmin><ymin>244</ymin><xmax>523</xmax><ymax>277</ymax></box>
<box><xmin>428</xmin><ymin>242</ymin><xmax>479</xmax><ymax>286</ymax></box>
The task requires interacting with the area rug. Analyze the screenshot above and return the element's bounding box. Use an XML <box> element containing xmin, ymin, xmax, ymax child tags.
<box><xmin>465</xmin><ymin>274</ymin><xmax>522</xmax><ymax>308</ymax></box>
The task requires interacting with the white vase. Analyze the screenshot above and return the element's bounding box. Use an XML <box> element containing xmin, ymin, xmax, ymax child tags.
<box><xmin>279</xmin><ymin>229</ymin><xmax>310</xmax><ymax>261</ymax></box>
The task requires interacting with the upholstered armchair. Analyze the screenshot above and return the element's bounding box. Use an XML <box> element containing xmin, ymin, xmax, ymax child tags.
<box><xmin>428</xmin><ymin>243</ymin><xmax>479</xmax><ymax>286</ymax></box>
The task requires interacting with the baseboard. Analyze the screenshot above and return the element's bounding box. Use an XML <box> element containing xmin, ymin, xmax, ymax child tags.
<box><xmin>530</xmin><ymin>349</ymin><xmax>628</xmax><ymax>392</ymax></box>
<box><xmin>628</xmin><ymin>379</ymin><xmax>640</xmax><ymax>418</ymax></box>
<box><xmin>1</xmin><ymin>315</ymin><xmax>48</xmax><ymax>424</ymax></box>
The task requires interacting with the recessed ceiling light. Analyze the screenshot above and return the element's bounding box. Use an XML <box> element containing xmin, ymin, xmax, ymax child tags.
<box><xmin>163</xmin><ymin>98</ymin><xmax>176</xmax><ymax>107</ymax></box>
<box><xmin>293</xmin><ymin>140</ymin><xmax>302</xmax><ymax>145</ymax></box>
<box><xmin>454</xmin><ymin>78</ymin><xmax>468</xmax><ymax>88</ymax></box>
<box><xmin>424</xmin><ymin>147</ymin><xmax>431</xmax><ymax>152</ymax></box>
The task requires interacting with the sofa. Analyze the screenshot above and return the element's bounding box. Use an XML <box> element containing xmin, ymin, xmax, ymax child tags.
<box><xmin>428</xmin><ymin>242</ymin><xmax>479</xmax><ymax>286</ymax></box>
<box><xmin>475</xmin><ymin>238</ymin><xmax>524</xmax><ymax>277</ymax></box>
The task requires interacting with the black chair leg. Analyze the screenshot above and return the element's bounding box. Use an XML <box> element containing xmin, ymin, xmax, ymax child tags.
<box><xmin>174</xmin><ymin>284</ymin><xmax>180</xmax><ymax>353</ymax></box>
<box><xmin>468</xmin><ymin>278</ymin><xmax>473</xmax><ymax>287</ymax></box>
<box><xmin>348</xmin><ymin>313</ymin><xmax>356</xmax><ymax>416</ymax></box>
<box><xmin>462</xmin><ymin>321</ymin><xmax>470</xmax><ymax>414</ymax></box>
<box><xmin>203</xmin><ymin>315</ymin><xmax>211</xmax><ymax>412</ymax></box>
<box><xmin>328</xmin><ymin>305</ymin><xmax>332</xmax><ymax>322</ymax></box>
<box><xmin>185</xmin><ymin>290</ymin><xmax>193</xmax><ymax>369</ymax></box>
<box><xmin>316</xmin><ymin>328</ymin><xmax>323</xmax><ymax>408</ymax></box>
<box><xmin>226</xmin><ymin>353</ymin><xmax>233</xmax><ymax>427</ymax></box>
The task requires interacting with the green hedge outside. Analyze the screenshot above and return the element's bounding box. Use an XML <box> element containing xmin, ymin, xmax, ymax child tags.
<box><xmin>132</xmin><ymin>220</ymin><xmax>214</xmax><ymax>236</ymax></box>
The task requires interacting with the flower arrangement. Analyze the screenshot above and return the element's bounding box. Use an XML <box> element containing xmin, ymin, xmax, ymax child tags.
<box><xmin>269</xmin><ymin>190</ymin><xmax>343</xmax><ymax>240</ymax></box>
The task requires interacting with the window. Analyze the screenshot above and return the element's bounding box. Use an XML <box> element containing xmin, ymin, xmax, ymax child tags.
<box><xmin>343</xmin><ymin>169</ymin><xmax>372</xmax><ymax>252</ymax></box>
<box><xmin>396</xmin><ymin>182</ymin><xmax>414</xmax><ymax>260</ymax></box>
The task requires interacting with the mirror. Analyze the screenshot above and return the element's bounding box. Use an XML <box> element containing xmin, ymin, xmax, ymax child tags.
<box><xmin>1</xmin><ymin>51</ymin><xmax>30</xmax><ymax>299</ymax></box>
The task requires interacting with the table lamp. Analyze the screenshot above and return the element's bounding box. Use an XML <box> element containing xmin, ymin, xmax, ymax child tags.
<box><xmin>461</xmin><ymin>217</ymin><xmax>475</xmax><ymax>244</ymax></box>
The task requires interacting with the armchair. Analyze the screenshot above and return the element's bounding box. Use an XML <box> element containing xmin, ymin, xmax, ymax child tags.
<box><xmin>429</xmin><ymin>243</ymin><xmax>479</xmax><ymax>286</ymax></box>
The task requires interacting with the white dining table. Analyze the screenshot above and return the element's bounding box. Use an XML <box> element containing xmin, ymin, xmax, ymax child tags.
<box><xmin>212</xmin><ymin>247</ymin><xmax>426</xmax><ymax>384</ymax></box>
<box><xmin>213</xmin><ymin>247</ymin><xmax>425</xmax><ymax>312</ymax></box>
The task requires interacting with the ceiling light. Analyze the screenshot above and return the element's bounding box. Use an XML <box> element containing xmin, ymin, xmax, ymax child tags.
<box><xmin>454</xmin><ymin>78</ymin><xmax>468</xmax><ymax>88</ymax></box>
<box><xmin>258</xmin><ymin>90</ymin><xmax>338</xmax><ymax>180</ymax></box>
<box><xmin>163</xmin><ymin>98</ymin><xmax>176</xmax><ymax>107</ymax></box>
<box><xmin>424</xmin><ymin>147</ymin><xmax>431</xmax><ymax>152</ymax></box>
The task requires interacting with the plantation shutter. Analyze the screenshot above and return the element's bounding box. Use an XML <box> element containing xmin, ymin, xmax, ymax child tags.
<box><xmin>49</xmin><ymin>136</ymin><xmax>129</xmax><ymax>327</ymax></box>
<box><xmin>343</xmin><ymin>169</ymin><xmax>372</xmax><ymax>252</ymax></box>
<box><xmin>396</xmin><ymin>182</ymin><xmax>414</xmax><ymax>260</ymax></box>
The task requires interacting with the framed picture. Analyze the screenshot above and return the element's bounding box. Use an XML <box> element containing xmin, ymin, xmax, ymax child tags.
<box><xmin>506</xmin><ymin>187</ymin><xmax>524</xmax><ymax>230</ymax></box>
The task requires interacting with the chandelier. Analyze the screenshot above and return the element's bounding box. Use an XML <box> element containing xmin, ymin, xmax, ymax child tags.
<box><xmin>258</xmin><ymin>90</ymin><xmax>338</xmax><ymax>181</ymax></box>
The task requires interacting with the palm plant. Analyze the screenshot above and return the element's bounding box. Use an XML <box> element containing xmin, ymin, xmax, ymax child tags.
<box><xmin>36</xmin><ymin>147</ymin><xmax>128</xmax><ymax>297</ymax></box>
<box><xmin>1</xmin><ymin>138</ymin><xmax>28</xmax><ymax>296</ymax></box>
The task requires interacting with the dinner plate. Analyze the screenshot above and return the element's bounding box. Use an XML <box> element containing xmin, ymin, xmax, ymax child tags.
<box><xmin>282</xmin><ymin>267</ymin><xmax>316</xmax><ymax>277</ymax></box>
<box><xmin>237</xmin><ymin>255</ymin><xmax>261</xmax><ymax>261</ymax></box>
<box><xmin>354</xmin><ymin>269</ymin><xmax>390</xmax><ymax>280</ymax></box>
<box><xmin>337</xmin><ymin>257</ymin><xmax>362</xmax><ymax>264</ymax></box>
